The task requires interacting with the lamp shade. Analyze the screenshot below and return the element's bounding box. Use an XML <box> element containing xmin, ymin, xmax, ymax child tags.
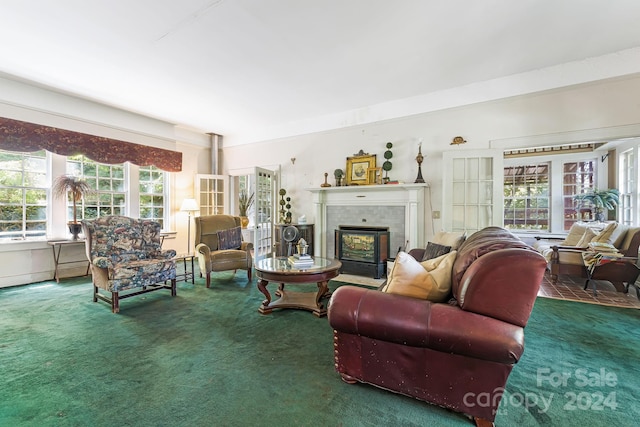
<box><xmin>180</xmin><ymin>198</ymin><xmax>199</xmax><ymax>212</ymax></box>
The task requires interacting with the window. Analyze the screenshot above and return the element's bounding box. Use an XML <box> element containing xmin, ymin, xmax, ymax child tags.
<box><xmin>139</xmin><ymin>165</ymin><xmax>166</xmax><ymax>228</ymax></box>
<box><xmin>0</xmin><ymin>150</ymin><xmax>172</xmax><ymax>243</ymax></box>
<box><xmin>503</xmin><ymin>158</ymin><xmax>597</xmax><ymax>232</ymax></box>
<box><xmin>562</xmin><ymin>160</ymin><xmax>596</xmax><ymax>229</ymax></box>
<box><xmin>66</xmin><ymin>155</ymin><xmax>126</xmax><ymax>220</ymax></box>
<box><xmin>195</xmin><ymin>174</ymin><xmax>227</xmax><ymax>216</ymax></box>
<box><xmin>0</xmin><ymin>149</ymin><xmax>47</xmax><ymax>241</ymax></box>
<box><xmin>503</xmin><ymin>163</ymin><xmax>550</xmax><ymax>231</ymax></box>
<box><xmin>445</xmin><ymin>153</ymin><xmax>501</xmax><ymax>233</ymax></box>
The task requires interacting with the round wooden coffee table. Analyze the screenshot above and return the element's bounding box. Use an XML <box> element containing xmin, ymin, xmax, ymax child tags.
<box><xmin>255</xmin><ymin>256</ymin><xmax>342</xmax><ymax>317</ymax></box>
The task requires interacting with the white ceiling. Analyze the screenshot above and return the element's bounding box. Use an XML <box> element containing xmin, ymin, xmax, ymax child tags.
<box><xmin>2</xmin><ymin>0</ymin><xmax>640</xmax><ymax>144</ymax></box>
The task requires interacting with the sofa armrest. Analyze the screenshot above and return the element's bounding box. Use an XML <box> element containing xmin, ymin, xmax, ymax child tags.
<box><xmin>195</xmin><ymin>243</ymin><xmax>212</xmax><ymax>273</ymax></box>
<box><xmin>550</xmin><ymin>245</ymin><xmax>589</xmax><ymax>266</ymax></box>
<box><xmin>93</xmin><ymin>256</ymin><xmax>112</xmax><ymax>269</ymax></box>
<box><xmin>535</xmin><ymin>235</ymin><xmax>566</xmax><ymax>241</ymax></box>
<box><xmin>196</xmin><ymin>243</ymin><xmax>211</xmax><ymax>258</ymax></box>
<box><xmin>241</xmin><ymin>241</ymin><xmax>254</xmax><ymax>252</ymax></box>
<box><xmin>160</xmin><ymin>249</ymin><xmax>177</xmax><ymax>259</ymax></box>
<box><xmin>551</xmin><ymin>245</ymin><xmax>588</xmax><ymax>251</ymax></box>
<box><xmin>456</xmin><ymin>248</ymin><xmax>547</xmax><ymax>327</ymax></box>
<box><xmin>328</xmin><ymin>285</ymin><xmax>524</xmax><ymax>364</ymax></box>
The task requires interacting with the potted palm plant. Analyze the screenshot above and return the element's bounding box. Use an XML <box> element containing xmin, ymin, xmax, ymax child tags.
<box><xmin>238</xmin><ymin>190</ymin><xmax>254</xmax><ymax>229</ymax></box>
<box><xmin>53</xmin><ymin>175</ymin><xmax>93</xmax><ymax>239</ymax></box>
<box><xmin>573</xmin><ymin>188</ymin><xmax>620</xmax><ymax>222</ymax></box>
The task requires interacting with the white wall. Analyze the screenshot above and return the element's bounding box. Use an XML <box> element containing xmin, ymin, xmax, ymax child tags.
<box><xmin>0</xmin><ymin>77</ymin><xmax>211</xmax><ymax>287</ymax></box>
<box><xmin>2</xmin><ymin>73</ymin><xmax>640</xmax><ymax>287</ymax></box>
<box><xmin>222</xmin><ymin>74</ymin><xmax>640</xmax><ymax>239</ymax></box>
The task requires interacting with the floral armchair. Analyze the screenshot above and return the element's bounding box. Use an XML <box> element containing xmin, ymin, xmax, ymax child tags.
<box><xmin>81</xmin><ymin>216</ymin><xmax>177</xmax><ymax>313</ymax></box>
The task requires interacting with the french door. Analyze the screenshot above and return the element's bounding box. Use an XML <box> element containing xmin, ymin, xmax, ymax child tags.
<box><xmin>195</xmin><ymin>174</ymin><xmax>228</xmax><ymax>215</ymax></box>
<box><xmin>252</xmin><ymin>167</ymin><xmax>277</xmax><ymax>260</ymax></box>
<box><xmin>442</xmin><ymin>150</ymin><xmax>503</xmax><ymax>233</ymax></box>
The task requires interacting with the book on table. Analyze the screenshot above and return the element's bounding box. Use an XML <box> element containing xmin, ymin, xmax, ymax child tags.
<box><xmin>288</xmin><ymin>255</ymin><xmax>313</xmax><ymax>267</ymax></box>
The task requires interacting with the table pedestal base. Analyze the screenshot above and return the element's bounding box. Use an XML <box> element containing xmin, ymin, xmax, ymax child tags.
<box><xmin>258</xmin><ymin>280</ymin><xmax>331</xmax><ymax>317</ymax></box>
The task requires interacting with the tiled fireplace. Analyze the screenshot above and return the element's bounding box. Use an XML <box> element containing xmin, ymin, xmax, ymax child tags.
<box><xmin>308</xmin><ymin>184</ymin><xmax>429</xmax><ymax>261</ymax></box>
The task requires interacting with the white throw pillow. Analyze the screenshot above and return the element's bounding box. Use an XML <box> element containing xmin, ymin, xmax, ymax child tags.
<box><xmin>562</xmin><ymin>222</ymin><xmax>591</xmax><ymax>246</ymax></box>
<box><xmin>575</xmin><ymin>227</ymin><xmax>598</xmax><ymax>248</ymax></box>
<box><xmin>592</xmin><ymin>222</ymin><xmax>626</xmax><ymax>247</ymax></box>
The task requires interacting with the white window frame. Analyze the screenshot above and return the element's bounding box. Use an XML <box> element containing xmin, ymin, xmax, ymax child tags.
<box><xmin>616</xmin><ymin>138</ymin><xmax>640</xmax><ymax>226</ymax></box>
<box><xmin>503</xmin><ymin>162</ymin><xmax>550</xmax><ymax>232</ymax></box>
<box><xmin>138</xmin><ymin>165</ymin><xmax>168</xmax><ymax>229</ymax></box>
<box><xmin>442</xmin><ymin>149</ymin><xmax>504</xmax><ymax>233</ymax></box>
<box><xmin>504</xmin><ymin>151</ymin><xmax>604</xmax><ymax>234</ymax></box>
<box><xmin>0</xmin><ymin>151</ymin><xmax>173</xmax><ymax>243</ymax></box>
<box><xmin>0</xmin><ymin>149</ymin><xmax>48</xmax><ymax>241</ymax></box>
<box><xmin>65</xmin><ymin>155</ymin><xmax>127</xmax><ymax>220</ymax></box>
<box><xmin>195</xmin><ymin>174</ymin><xmax>228</xmax><ymax>216</ymax></box>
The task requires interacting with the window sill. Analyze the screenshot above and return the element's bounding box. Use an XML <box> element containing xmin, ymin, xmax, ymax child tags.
<box><xmin>0</xmin><ymin>239</ymin><xmax>50</xmax><ymax>252</ymax></box>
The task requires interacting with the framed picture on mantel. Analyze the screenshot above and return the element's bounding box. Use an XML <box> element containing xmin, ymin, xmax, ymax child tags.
<box><xmin>346</xmin><ymin>153</ymin><xmax>376</xmax><ymax>185</ymax></box>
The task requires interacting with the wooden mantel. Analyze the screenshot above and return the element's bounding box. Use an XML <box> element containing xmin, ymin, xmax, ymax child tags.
<box><xmin>307</xmin><ymin>183</ymin><xmax>429</xmax><ymax>258</ymax></box>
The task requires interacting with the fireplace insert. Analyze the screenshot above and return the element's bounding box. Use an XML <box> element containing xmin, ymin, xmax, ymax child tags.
<box><xmin>335</xmin><ymin>225</ymin><xmax>390</xmax><ymax>279</ymax></box>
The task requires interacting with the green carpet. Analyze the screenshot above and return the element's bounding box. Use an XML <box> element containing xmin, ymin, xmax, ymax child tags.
<box><xmin>1</xmin><ymin>273</ymin><xmax>638</xmax><ymax>426</ymax></box>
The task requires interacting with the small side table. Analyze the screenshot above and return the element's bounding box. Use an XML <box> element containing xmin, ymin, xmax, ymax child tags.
<box><xmin>47</xmin><ymin>239</ymin><xmax>90</xmax><ymax>283</ymax></box>
<box><xmin>173</xmin><ymin>253</ymin><xmax>195</xmax><ymax>284</ymax></box>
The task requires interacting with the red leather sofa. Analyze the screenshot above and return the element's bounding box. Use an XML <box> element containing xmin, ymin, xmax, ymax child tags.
<box><xmin>327</xmin><ymin>227</ymin><xmax>547</xmax><ymax>426</ymax></box>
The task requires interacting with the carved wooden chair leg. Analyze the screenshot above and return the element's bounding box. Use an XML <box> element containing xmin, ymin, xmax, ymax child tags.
<box><xmin>112</xmin><ymin>292</ymin><xmax>120</xmax><ymax>313</ymax></box>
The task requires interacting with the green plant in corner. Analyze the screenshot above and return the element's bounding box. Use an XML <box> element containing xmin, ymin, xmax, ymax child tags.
<box><xmin>573</xmin><ymin>188</ymin><xmax>620</xmax><ymax>221</ymax></box>
<box><xmin>238</xmin><ymin>190</ymin><xmax>254</xmax><ymax>217</ymax></box>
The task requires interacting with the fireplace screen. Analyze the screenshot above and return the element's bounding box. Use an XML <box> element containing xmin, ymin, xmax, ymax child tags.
<box><xmin>340</xmin><ymin>232</ymin><xmax>377</xmax><ymax>263</ymax></box>
<box><xmin>335</xmin><ymin>225</ymin><xmax>390</xmax><ymax>279</ymax></box>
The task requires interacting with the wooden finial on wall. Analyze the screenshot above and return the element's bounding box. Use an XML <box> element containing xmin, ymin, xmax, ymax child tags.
<box><xmin>321</xmin><ymin>172</ymin><xmax>331</xmax><ymax>187</ymax></box>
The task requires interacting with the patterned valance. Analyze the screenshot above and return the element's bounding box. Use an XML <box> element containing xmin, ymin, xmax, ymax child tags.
<box><xmin>0</xmin><ymin>117</ymin><xmax>182</xmax><ymax>172</ymax></box>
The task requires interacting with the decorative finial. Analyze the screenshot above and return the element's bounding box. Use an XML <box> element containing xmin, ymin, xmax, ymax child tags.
<box><xmin>414</xmin><ymin>143</ymin><xmax>425</xmax><ymax>184</ymax></box>
<box><xmin>451</xmin><ymin>136</ymin><xmax>467</xmax><ymax>145</ymax></box>
<box><xmin>321</xmin><ymin>172</ymin><xmax>331</xmax><ymax>187</ymax></box>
